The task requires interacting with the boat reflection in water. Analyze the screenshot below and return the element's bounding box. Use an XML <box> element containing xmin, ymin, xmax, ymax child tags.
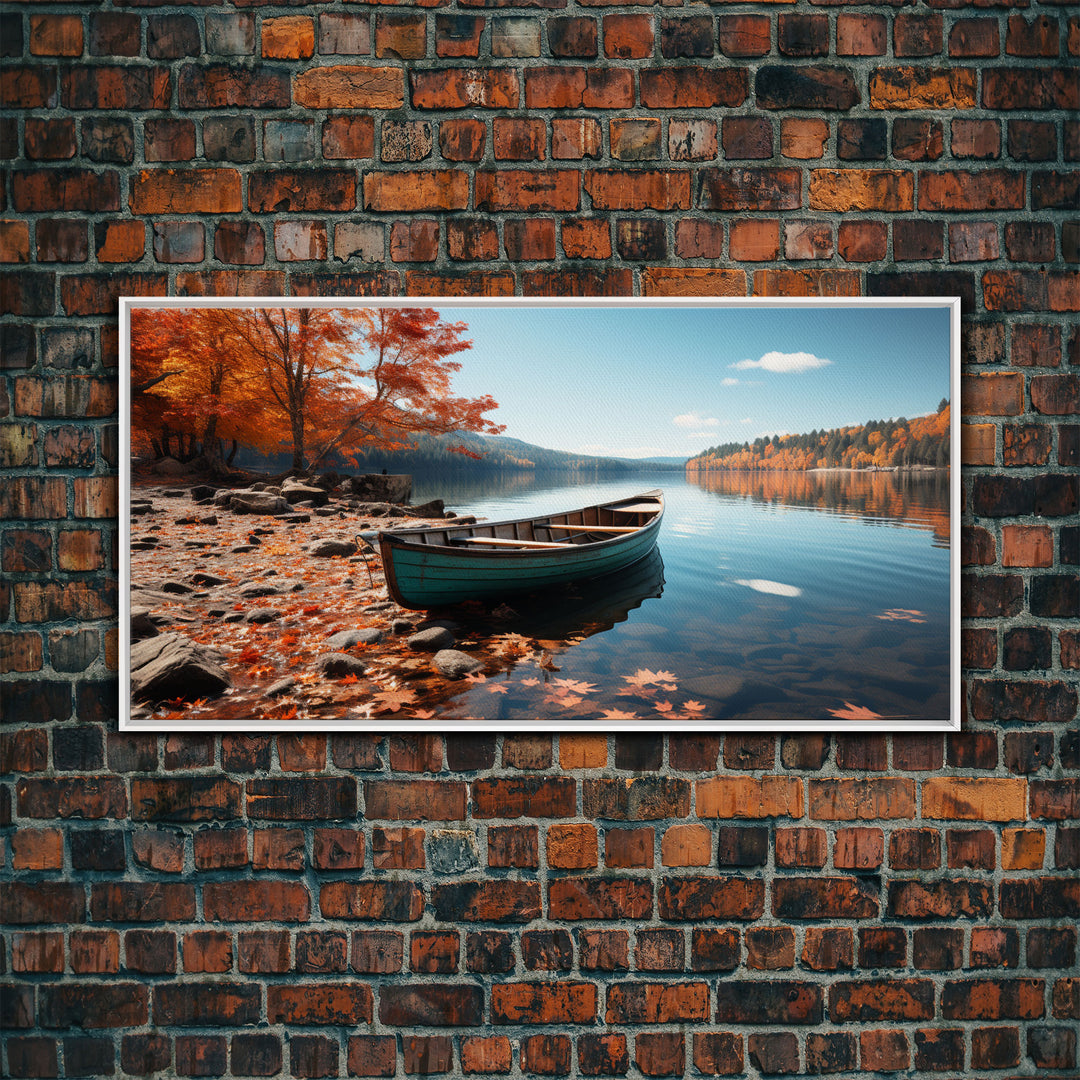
<box><xmin>479</xmin><ymin>545</ymin><xmax>666</xmax><ymax>642</ymax></box>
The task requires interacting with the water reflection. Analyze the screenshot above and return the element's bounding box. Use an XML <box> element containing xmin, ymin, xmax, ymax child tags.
<box><xmin>688</xmin><ymin>469</ymin><xmax>950</xmax><ymax>547</ymax></box>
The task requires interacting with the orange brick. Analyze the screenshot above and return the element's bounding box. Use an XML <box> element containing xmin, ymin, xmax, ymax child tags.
<box><xmin>461</xmin><ymin>1036</ymin><xmax>512</xmax><ymax>1074</ymax></box>
<box><xmin>262</xmin><ymin>16</ymin><xmax>315</xmax><ymax>59</ymax></box>
<box><xmin>809</xmin><ymin>169</ymin><xmax>914</xmax><ymax>212</ymax></box>
<box><xmin>661</xmin><ymin>824</ymin><xmax>712</xmax><ymax>867</ymax></box>
<box><xmin>1001</xmin><ymin>524</ymin><xmax>1054</xmax><ymax>567</ymax></box>
<box><xmin>13</xmin><ymin>828</ymin><xmax>64</xmax><ymax>870</ymax></box>
<box><xmin>834</xmin><ymin>827</ymin><xmax>884</xmax><ymax>869</ymax></box>
<box><xmin>961</xmin><ymin>423</ymin><xmax>996</xmax><ymax>465</ymax></box>
<box><xmin>547</xmin><ymin>823</ymin><xmax>598</xmax><ymax>869</ymax></box>
<box><xmin>0</xmin><ymin>220</ymin><xmax>31</xmax><ymax>263</ymax></box>
<box><xmin>730</xmin><ymin>219</ymin><xmax>779</xmax><ymax>261</ymax></box>
<box><xmin>559</xmin><ymin>734</ymin><xmax>607</xmax><ymax>769</ymax></box>
<box><xmin>1001</xmin><ymin>828</ymin><xmax>1045</xmax><ymax>870</ymax></box>
<box><xmin>561</xmin><ymin>218</ymin><xmax>610</xmax><ymax>259</ymax></box>
<box><xmin>294</xmin><ymin>66</ymin><xmax>404</xmax><ymax>110</ymax></box>
<box><xmin>781</xmin><ymin>118</ymin><xmax>829</xmax><ymax>159</ymax></box>
<box><xmin>966</xmin><ymin>372</ymin><xmax>1027</xmax><ymax>416</ymax></box>
<box><xmin>922</xmin><ymin>777</ymin><xmax>1027</xmax><ymax>822</ymax></box>
<box><xmin>641</xmin><ymin>268</ymin><xmax>745</xmax><ymax>297</ymax></box>
<box><xmin>29</xmin><ymin>14</ymin><xmax>84</xmax><ymax>56</ymax></box>
<box><xmin>696</xmin><ymin>776</ymin><xmax>803</xmax><ymax>820</ymax></box>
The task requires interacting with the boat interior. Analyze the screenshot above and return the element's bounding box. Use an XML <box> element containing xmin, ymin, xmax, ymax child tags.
<box><xmin>397</xmin><ymin>492</ymin><xmax>663</xmax><ymax>551</ymax></box>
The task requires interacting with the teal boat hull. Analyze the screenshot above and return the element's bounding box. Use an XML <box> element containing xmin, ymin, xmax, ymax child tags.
<box><xmin>377</xmin><ymin>490</ymin><xmax>664</xmax><ymax>609</ymax></box>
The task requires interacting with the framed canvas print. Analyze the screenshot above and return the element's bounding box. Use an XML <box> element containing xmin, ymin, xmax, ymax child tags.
<box><xmin>119</xmin><ymin>297</ymin><xmax>961</xmax><ymax>731</ymax></box>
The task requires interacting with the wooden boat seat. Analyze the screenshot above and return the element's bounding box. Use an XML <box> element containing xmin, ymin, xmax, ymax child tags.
<box><xmin>452</xmin><ymin>537</ymin><xmax>570</xmax><ymax>549</ymax></box>
<box><xmin>539</xmin><ymin>524</ymin><xmax>639</xmax><ymax>533</ymax></box>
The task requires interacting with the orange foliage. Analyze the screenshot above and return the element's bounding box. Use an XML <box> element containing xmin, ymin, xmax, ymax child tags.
<box><xmin>130</xmin><ymin>306</ymin><xmax>504</xmax><ymax>471</ymax></box>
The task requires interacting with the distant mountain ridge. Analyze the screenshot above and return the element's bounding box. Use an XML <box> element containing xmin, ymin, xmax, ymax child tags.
<box><xmin>342</xmin><ymin>432</ymin><xmax>687</xmax><ymax>473</ymax></box>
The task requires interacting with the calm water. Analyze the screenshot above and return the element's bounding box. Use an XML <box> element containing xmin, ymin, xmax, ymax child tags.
<box><xmin>409</xmin><ymin>470</ymin><xmax>952</xmax><ymax>725</ymax></box>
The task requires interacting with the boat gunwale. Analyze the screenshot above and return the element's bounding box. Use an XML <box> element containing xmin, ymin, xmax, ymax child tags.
<box><xmin>377</xmin><ymin>489</ymin><xmax>664</xmax><ymax>559</ymax></box>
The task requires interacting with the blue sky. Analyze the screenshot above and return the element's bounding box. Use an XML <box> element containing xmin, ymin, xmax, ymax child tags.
<box><xmin>436</xmin><ymin>302</ymin><xmax>954</xmax><ymax>460</ymax></box>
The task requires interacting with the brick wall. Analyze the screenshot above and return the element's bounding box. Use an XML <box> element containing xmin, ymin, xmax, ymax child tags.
<box><xmin>1</xmin><ymin>0</ymin><xmax>1078</xmax><ymax>1076</ymax></box>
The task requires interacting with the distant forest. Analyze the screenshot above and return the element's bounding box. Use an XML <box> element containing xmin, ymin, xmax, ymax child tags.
<box><xmin>238</xmin><ymin>431</ymin><xmax>682</xmax><ymax>476</ymax></box>
<box><xmin>687</xmin><ymin>400</ymin><xmax>950</xmax><ymax>473</ymax></box>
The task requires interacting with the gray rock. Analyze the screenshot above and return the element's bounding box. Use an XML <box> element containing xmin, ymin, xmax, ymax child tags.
<box><xmin>245</xmin><ymin>608</ymin><xmax>282</xmax><ymax>624</ymax></box>
<box><xmin>230</xmin><ymin>491</ymin><xmax>290</xmax><ymax>516</ymax></box>
<box><xmin>130</xmin><ymin>632</ymin><xmax>230</xmax><ymax>703</ymax></box>
<box><xmin>190</xmin><ymin>485</ymin><xmax>217</xmax><ymax>502</ymax></box>
<box><xmin>325</xmin><ymin>628</ymin><xmax>383</xmax><ymax>650</ymax></box>
<box><xmin>314</xmin><ymin>652</ymin><xmax>366</xmax><ymax>677</ymax></box>
<box><xmin>213</xmin><ymin>489</ymin><xmax>235</xmax><ymax>507</ymax></box>
<box><xmin>408</xmin><ymin>499</ymin><xmax>445</xmax><ymax>518</ymax></box>
<box><xmin>191</xmin><ymin>573</ymin><xmax>229</xmax><ymax>586</ymax></box>
<box><xmin>309</xmin><ymin>538</ymin><xmax>358</xmax><ymax>558</ymax></box>
<box><xmin>344</xmin><ymin>474</ymin><xmax>412</xmax><ymax>504</ymax></box>
<box><xmin>408</xmin><ymin>626</ymin><xmax>455</xmax><ymax>652</ymax></box>
<box><xmin>433</xmin><ymin>649</ymin><xmax>482</xmax><ymax>679</ymax></box>
<box><xmin>282</xmin><ymin>479</ymin><xmax>329</xmax><ymax>507</ymax></box>
<box><xmin>131</xmin><ymin>606</ymin><xmax>159</xmax><ymax>641</ymax></box>
<box><xmin>160</xmin><ymin>580</ymin><xmax>193</xmax><ymax>594</ymax></box>
<box><xmin>264</xmin><ymin>677</ymin><xmax>296</xmax><ymax>698</ymax></box>
<box><xmin>151</xmin><ymin>457</ymin><xmax>190</xmax><ymax>475</ymax></box>
<box><xmin>239</xmin><ymin>582</ymin><xmax>282</xmax><ymax>599</ymax></box>
<box><xmin>428</xmin><ymin>829</ymin><xmax>480</xmax><ymax>874</ymax></box>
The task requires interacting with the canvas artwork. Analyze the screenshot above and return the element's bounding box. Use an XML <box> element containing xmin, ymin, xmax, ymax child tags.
<box><xmin>121</xmin><ymin>297</ymin><xmax>960</xmax><ymax>731</ymax></box>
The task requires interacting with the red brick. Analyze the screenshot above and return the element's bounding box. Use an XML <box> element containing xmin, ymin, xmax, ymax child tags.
<box><xmin>604</xmin><ymin>14</ymin><xmax>653</xmax><ymax>58</ymax></box>
<box><xmin>413</xmin><ymin>69</ymin><xmax>517</xmax><ymax>110</ymax></box>
<box><xmin>476</xmin><ymin>170</ymin><xmax>579</xmax><ymax>212</ymax></box>
<box><xmin>348</xmin><ymin>1036</ymin><xmax>397</xmax><ymax>1077</ymax></box>
<box><xmin>14</xmin><ymin>169</ymin><xmax>120</xmax><ymax>212</ymax></box>
<box><xmin>636</xmin><ymin>1034</ymin><xmax>684</xmax><ymax>1077</ymax></box>
<box><xmin>435</xmin><ymin>15</ymin><xmax>483</xmax><ymax>58</ymax></box>
<box><xmin>562</xmin><ymin>218</ymin><xmax>610</xmax><ymax>259</ymax></box>
<box><xmin>677</xmin><ymin>218</ymin><xmax>726</xmax><ymax>260</ymax></box>
<box><xmin>351</xmin><ymin>931</ymin><xmax>404</xmax><ymax>973</ymax></box>
<box><xmin>526</xmin><ymin>67</ymin><xmax>632</xmax><ymax>109</ymax></box>
<box><xmin>693</xmin><ymin>1033</ymin><xmax>743</xmax><ymax>1076</ymax></box>
<box><xmin>203</xmin><ymin>881</ymin><xmax>310</xmax><ymax>922</ymax></box>
<box><xmin>269</xmin><ymin>983</ymin><xmax>373</xmax><ymax>1025</ymax></box>
<box><xmin>461</xmin><ymin>1036</ymin><xmax>511</xmax><ymax>1074</ymax></box>
<box><xmin>493</xmin><ymin>117</ymin><xmax>545</xmax><ymax>161</ymax></box>
<box><xmin>718</xmin><ymin>14</ymin><xmax>770</xmax><ymax>57</ymax></box>
<box><xmin>262</xmin><ymin>16</ymin><xmax>314</xmax><ymax>59</ymax></box>
<box><xmin>641</xmin><ymin>68</ymin><xmax>746</xmax><ymax>109</ymax></box>
<box><xmin>439</xmin><ymin>118</ymin><xmax>486</xmax><ymax>161</ymax></box>
<box><xmin>838</xmin><ymin>14</ymin><xmax>887</xmax><ymax>55</ymax></box>
<box><xmin>380</xmin><ymin>984</ymin><xmax>483</xmax><ymax>1026</ymax></box>
<box><xmin>521</xmin><ymin>1034</ymin><xmax>570</xmax><ymax>1075</ymax></box>
<box><xmin>364</xmin><ymin>779</ymin><xmax>465</xmax><ymax>820</ymax></box>
<box><xmin>504</xmin><ymin>219</ymin><xmax>556</xmax><ymax>261</ymax></box>
<box><xmin>491</xmin><ymin>983</ymin><xmax>596</xmax><ymax>1025</ymax></box>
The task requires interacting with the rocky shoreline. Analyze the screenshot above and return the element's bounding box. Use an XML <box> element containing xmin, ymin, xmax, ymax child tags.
<box><xmin>127</xmin><ymin>472</ymin><xmax>518</xmax><ymax>724</ymax></box>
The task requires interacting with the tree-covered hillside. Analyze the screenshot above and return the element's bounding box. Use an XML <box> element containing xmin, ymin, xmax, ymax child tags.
<box><xmin>687</xmin><ymin>401</ymin><xmax>950</xmax><ymax>473</ymax></box>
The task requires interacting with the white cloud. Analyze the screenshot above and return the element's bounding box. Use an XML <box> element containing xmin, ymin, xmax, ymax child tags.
<box><xmin>674</xmin><ymin>411</ymin><xmax>719</xmax><ymax>430</ymax></box>
<box><xmin>721</xmin><ymin>377</ymin><xmax>739</xmax><ymax>386</ymax></box>
<box><xmin>730</xmin><ymin>351</ymin><xmax>833</xmax><ymax>373</ymax></box>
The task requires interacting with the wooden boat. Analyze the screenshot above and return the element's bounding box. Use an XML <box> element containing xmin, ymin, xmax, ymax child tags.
<box><xmin>372</xmin><ymin>490</ymin><xmax>664</xmax><ymax>609</ymax></box>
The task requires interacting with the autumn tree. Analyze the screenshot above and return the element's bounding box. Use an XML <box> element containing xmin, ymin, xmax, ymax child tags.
<box><xmin>130</xmin><ymin>306</ymin><xmax>504</xmax><ymax>474</ymax></box>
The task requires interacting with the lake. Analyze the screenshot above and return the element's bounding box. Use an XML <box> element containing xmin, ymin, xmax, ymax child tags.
<box><xmin>409</xmin><ymin>469</ymin><xmax>952</xmax><ymax>726</ymax></box>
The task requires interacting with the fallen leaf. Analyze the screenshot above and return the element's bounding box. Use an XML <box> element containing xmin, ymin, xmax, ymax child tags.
<box><xmin>828</xmin><ymin>701</ymin><xmax>884</xmax><ymax>720</ymax></box>
<box><xmin>600</xmin><ymin>708</ymin><xmax>639</xmax><ymax>720</ymax></box>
